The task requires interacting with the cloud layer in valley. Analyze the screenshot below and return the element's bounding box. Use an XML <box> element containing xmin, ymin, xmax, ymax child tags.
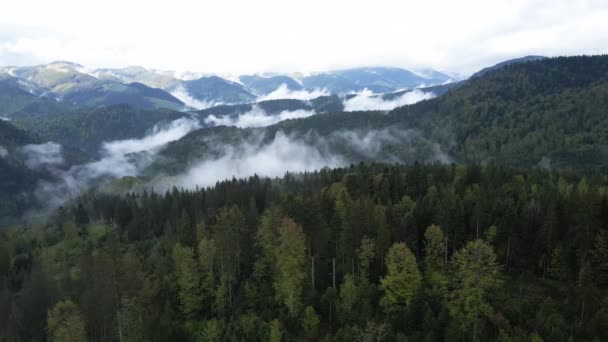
<box><xmin>204</xmin><ymin>106</ymin><xmax>316</xmax><ymax>128</ymax></box>
<box><xmin>32</xmin><ymin>117</ymin><xmax>200</xmax><ymax>209</ymax></box>
<box><xmin>157</xmin><ymin>127</ymin><xmax>451</xmax><ymax>191</ymax></box>
<box><xmin>170</xmin><ymin>84</ymin><xmax>220</xmax><ymax>110</ymax></box>
<box><xmin>343</xmin><ymin>89</ymin><xmax>436</xmax><ymax>111</ymax></box>
<box><xmin>259</xmin><ymin>84</ymin><xmax>329</xmax><ymax>101</ymax></box>
<box><xmin>20</xmin><ymin>142</ymin><xmax>63</xmax><ymax>169</ymax></box>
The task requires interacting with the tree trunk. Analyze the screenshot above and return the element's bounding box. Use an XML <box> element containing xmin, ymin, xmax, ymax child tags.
<box><xmin>332</xmin><ymin>258</ymin><xmax>336</xmax><ymax>289</ymax></box>
<box><xmin>311</xmin><ymin>255</ymin><xmax>315</xmax><ymax>292</ymax></box>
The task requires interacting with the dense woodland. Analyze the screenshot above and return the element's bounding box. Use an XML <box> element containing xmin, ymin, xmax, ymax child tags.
<box><xmin>1</xmin><ymin>163</ymin><xmax>607</xmax><ymax>341</ymax></box>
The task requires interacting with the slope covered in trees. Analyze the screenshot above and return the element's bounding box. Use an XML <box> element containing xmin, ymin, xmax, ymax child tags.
<box><xmin>1</xmin><ymin>163</ymin><xmax>607</xmax><ymax>341</ymax></box>
<box><xmin>13</xmin><ymin>105</ymin><xmax>187</xmax><ymax>155</ymax></box>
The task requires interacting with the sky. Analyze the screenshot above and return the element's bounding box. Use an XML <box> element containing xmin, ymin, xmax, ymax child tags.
<box><xmin>1</xmin><ymin>0</ymin><xmax>607</xmax><ymax>75</ymax></box>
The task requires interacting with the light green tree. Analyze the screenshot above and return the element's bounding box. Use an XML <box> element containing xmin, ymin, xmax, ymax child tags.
<box><xmin>269</xmin><ymin>319</ymin><xmax>282</xmax><ymax>342</ymax></box>
<box><xmin>47</xmin><ymin>300</ymin><xmax>87</xmax><ymax>342</ymax></box>
<box><xmin>172</xmin><ymin>243</ymin><xmax>202</xmax><ymax>317</ymax></box>
<box><xmin>449</xmin><ymin>239</ymin><xmax>501</xmax><ymax>341</ymax></box>
<box><xmin>380</xmin><ymin>242</ymin><xmax>421</xmax><ymax>313</ymax></box>
<box><xmin>302</xmin><ymin>306</ymin><xmax>320</xmax><ymax>340</ymax></box>
<box><xmin>274</xmin><ymin>218</ymin><xmax>307</xmax><ymax>316</ymax></box>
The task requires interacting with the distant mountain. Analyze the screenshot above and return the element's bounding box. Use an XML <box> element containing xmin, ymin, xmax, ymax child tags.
<box><xmin>0</xmin><ymin>62</ymin><xmax>185</xmax><ymax>113</ymax></box>
<box><xmin>301</xmin><ymin>67</ymin><xmax>454</xmax><ymax>94</ymax></box>
<box><xmin>174</xmin><ymin>76</ymin><xmax>257</xmax><ymax>107</ymax></box>
<box><xmin>470</xmin><ymin>55</ymin><xmax>547</xmax><ymax>79</ymax></box>
<box><xmin>91</xmin><ymin>66</ymin><xmax>180</xmax><ymax>89</ymax></box>
<box><xmin>239</xmin><ymin>75</ymin><xmax>303</xmax><ymax>95</ymax></box>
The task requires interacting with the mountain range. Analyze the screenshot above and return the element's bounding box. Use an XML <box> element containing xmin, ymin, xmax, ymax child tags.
<box><xmin>0</xmin><ymin>62</ymin><xmax>457</xmax><ymax>117</ymax></box>
<box><xmin>6</xmin><ymin>54</ymin><xmax>608</xmax><ymax>222</ymax></box>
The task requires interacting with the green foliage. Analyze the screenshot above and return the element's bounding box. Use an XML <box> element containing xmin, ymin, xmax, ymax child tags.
<box><xmin>302</xmin><ymin>306</ymin><xmax>320</xmax><ymax>340</ymax></box>
<box><xmin>47</xmin><ymin>300</ymin><xmax>87</xmax><ymax>342</ymax></box>
<box><xmin>2</xmin><ymin>163</ymin><xmax>608</xmax><ymax>341</ymax></box>
<box><xmin>173</xmin><ymin>244</ymin><xmax>203</xmax><ymax>317</ymax></box>
<box><xmin>424</xmin><ymin>224</ymin><xmax>445</xmax><ymax>271</ymax></box>
<box><xmin>380</xmin><ymin>242</ymin><xmax>421</xmax><ymax>313</ymax></box>
<box><xmin>275</xmin><ymin>218</ymin><xmax>307</xmax><ymax>316</ymax></box>
<box><xmin>450</xmin><ymin>239</ymin><xmax>501</xmax><ymax>340</ymax></box>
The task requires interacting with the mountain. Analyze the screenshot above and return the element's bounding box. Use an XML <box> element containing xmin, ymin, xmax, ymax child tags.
<box><xmin>91</xmin><ymin>66</ymin><xmax>181</xmax><ymax>89</ymax></box>
<box><xmin>148</xmin><ymin>55</ymin><xmax>608</xmax><ymax>176</ymax></box>
<box><xmin>301</xmin><ymin>66</ymin><xmax>454</xmax><ymax>94</ymax></box>
<box><xmin>239</xmin><ymin>74</ymin><xmax>303</xmax><ymax>95</ymax></box>
<box><xmin>13</xmin><ymin>105</ymin><xmax>187</xmax><ymax>155</ymax></box>
<box><xmin>470</xmin><ymin>55</ymin><xmax>547</xmax><ymax>79</ymax></box>
<box><xmin>174</xmin><ymin>76</ymin><xmax>257</xmax><ymax>107</ymax></box>
<box><xmin>0</xmin><ymin>62</ymin><xmax>185</xmax><ymax>113</ymax></box>
<box><xmin>0</xmin><ymin>75</ymin><xmax>72</xmax><ymax>117</ymax></box>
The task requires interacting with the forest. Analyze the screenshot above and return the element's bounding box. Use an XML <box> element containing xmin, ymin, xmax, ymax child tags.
<box><xmin>1</xmin><ymin>163</ymin><xmax>607</xmax><ymax>341</ymax></box>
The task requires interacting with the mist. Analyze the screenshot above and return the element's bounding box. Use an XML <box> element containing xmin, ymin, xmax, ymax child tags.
<box><xmin>158</xmin><ymin>131</ymin><xmax>343</xmax><ymax>190</ymax></box>
<box><xmin>204</xmin><ymin>106</ymin><xmax>316</xmax><ymax>128</ymax></box>
<box><xmin>20</xmin><ymin>142</ymin><xmax>64</xmax><ymax>169</ymax></box>
<box><xmin>170</xmin><ymin>84</ymin><xmax>220</xmax><ymax>110</ymax></box>
<box><xmin>33</xmin><ymin>117</ymin><xmax>200</xmax><ymax>208</ymax></box>
<box><xmin>259</xmin><ymin>84</ymin><xmax>329</xmax><ymax>101</ymax></box>
<box><xmin>156</xmin><ymin>127</ymin><xmax>451</xmax><ymax>191</ymax></box>
<box><xmin>0</xmin><ymin>145</ymin><xmax>8</xmax><ymax>158</ymax></box>
<box><xmin>343</xmin><ymin>89</ymin><xmax>435</xmax><ymax>111</ymax></box>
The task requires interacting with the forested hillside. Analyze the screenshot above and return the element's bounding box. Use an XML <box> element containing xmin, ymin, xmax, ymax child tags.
<box><xmin>392</xmin><ymin>55</ymin><xmax>608</xmax><ymax>168</ymax></box>
<box><xmin>14</xmin><ymin>105</ymin><xmax>187</xmax><ymax>155</ymax></box>
<box><xmin>1</xmin><ymin>163</ymin><xmax>607</xmax><ymax>341</ymax></box>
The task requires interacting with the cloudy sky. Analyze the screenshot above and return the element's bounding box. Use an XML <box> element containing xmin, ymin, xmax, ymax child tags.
<box><xmin>1</xmin><ymin>0</ymin><xmax>607</xmax><ymax>75</ymax></box>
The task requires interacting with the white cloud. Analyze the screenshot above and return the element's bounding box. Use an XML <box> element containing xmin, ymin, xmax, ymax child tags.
<box><xmin>34</xmin><ymin>117</ymin><xmax>200</xmax><ymax>207</ymax></box>
<box><xmin>160</xmin><ymin>131</ymin><xmax>344</xmax><ymax>190</ymax></box>
<box><xmin>170</xmin><ymin>84</ymin><xmax>220</xmax><ymax>110</ymax></box>
<box><xmin>20</xmin><ymin>142</ymin><xmax>63</xmax><ymax>169</ymax></box>
<box><xmin>0</xmin><ymin>145</ymin><xmax>7</xmax><ymax>158</ymax></box>
<box><xmin>204</xmin><ymin>106</ymin><xmax>316</xmax><ymax>128</ymax></box>
<box><xmin>259</xmin><ymin>84</ymin><xmax>329</xmax><ymax>101</ymax></box>
<box><xmin>343</xmin><ymin>89</ymin><xmax>435</xmax><ymax>111</ymax></box>
<box><xmin>2</xmin><ymin>1</ymin><xmax>606</xmax><ymax>75</ymax></box>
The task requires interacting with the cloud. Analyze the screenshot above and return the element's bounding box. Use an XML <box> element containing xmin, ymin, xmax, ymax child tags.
<box><xmin>259</xmin><ymin>84</ymin><xmax>329</xmax><ymax>101</ymax></box>
<box><xmin>204</xmin><ymin>106</ymin><xmax>316</xmax><ymax>128</ymax></box>
<box><xmin>343</xmin><ymin>89</ymin><xmax>435</xmax><ymax>111</ymax></box>
<box><xmin>0</xmin><ymin>145</ymin><xmax>7</xmax><ymax>158</ymax></box>
<box><xmin>170</xmin><ymin>84</ymin><xmax>220</xmax><ymax>110</ymax></box>
<box><xmin>158</xmin><ymin>131</ymin><xmax>343</xmax><ymax>190</ymax></box>
<box><xmin>33</xmin><ymin>117</ymin><xmax>200</xmax><ymax>208</ymax></box>
<box><xmin>20</xmin><ymin>142</ymin><xmax>63</xmax><ymax>169</ymax></box>
<box><xmin>156</xmin><ymin>127</ymin><xmax>451</xmax><ymax>191</ymax></box>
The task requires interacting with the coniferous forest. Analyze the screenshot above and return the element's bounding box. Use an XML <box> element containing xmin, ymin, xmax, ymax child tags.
<box><xmin>1</xmin><ymin>163</ymin><xmax>607</xmax><ymax>341</ymax></box>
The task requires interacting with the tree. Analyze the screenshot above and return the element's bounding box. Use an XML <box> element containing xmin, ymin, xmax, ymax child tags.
<box><xmin>73</xmin><ymin>203</ymin><xmax>89</xmax><ymax>231</ymax></box>
<box><xmin>47</xmin><ymin>300</ymin><xmax>87</xmax><ymax>342</ymax></box>
<box><xmin>269</xmin><ymin>319</ymin><xmax>282</xmax><ymax>342</ymax></box>
<box><xmin>302</xmin><ymin>306</ymin><xmax>320</xmax><ymax>340</ymax></box>
<box><xmin>449</xmin><ymin>239</ymin><xmax>501</xmax><ymax>341</ymax></box>
<box><xmin>358</xmin><ymin>236</ymin><xmax>376</xmax><ymax>279</ymax></box>
<box><xmin>172</xmin><ymin>244</ymin><xmax>202</xmax><ymax>317</ymax></box>
<box><xmin>274</xmin><ymin>218</ymin><xmax>307</xmax><ymax>316</ymax></box>
<box><xmin>380</xmin><ymin>242</ymin><xmax>421</xmax><ymax>313</ymax></box>
<box><xmin>338</xmin><ymin>274</ymin><xmax>359</xmax><ymax>323</ymax></box>
<box><xmin>424</xmin><ymin>224</ymin><xmax>446</xmax><ymax>271</ymax></box>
